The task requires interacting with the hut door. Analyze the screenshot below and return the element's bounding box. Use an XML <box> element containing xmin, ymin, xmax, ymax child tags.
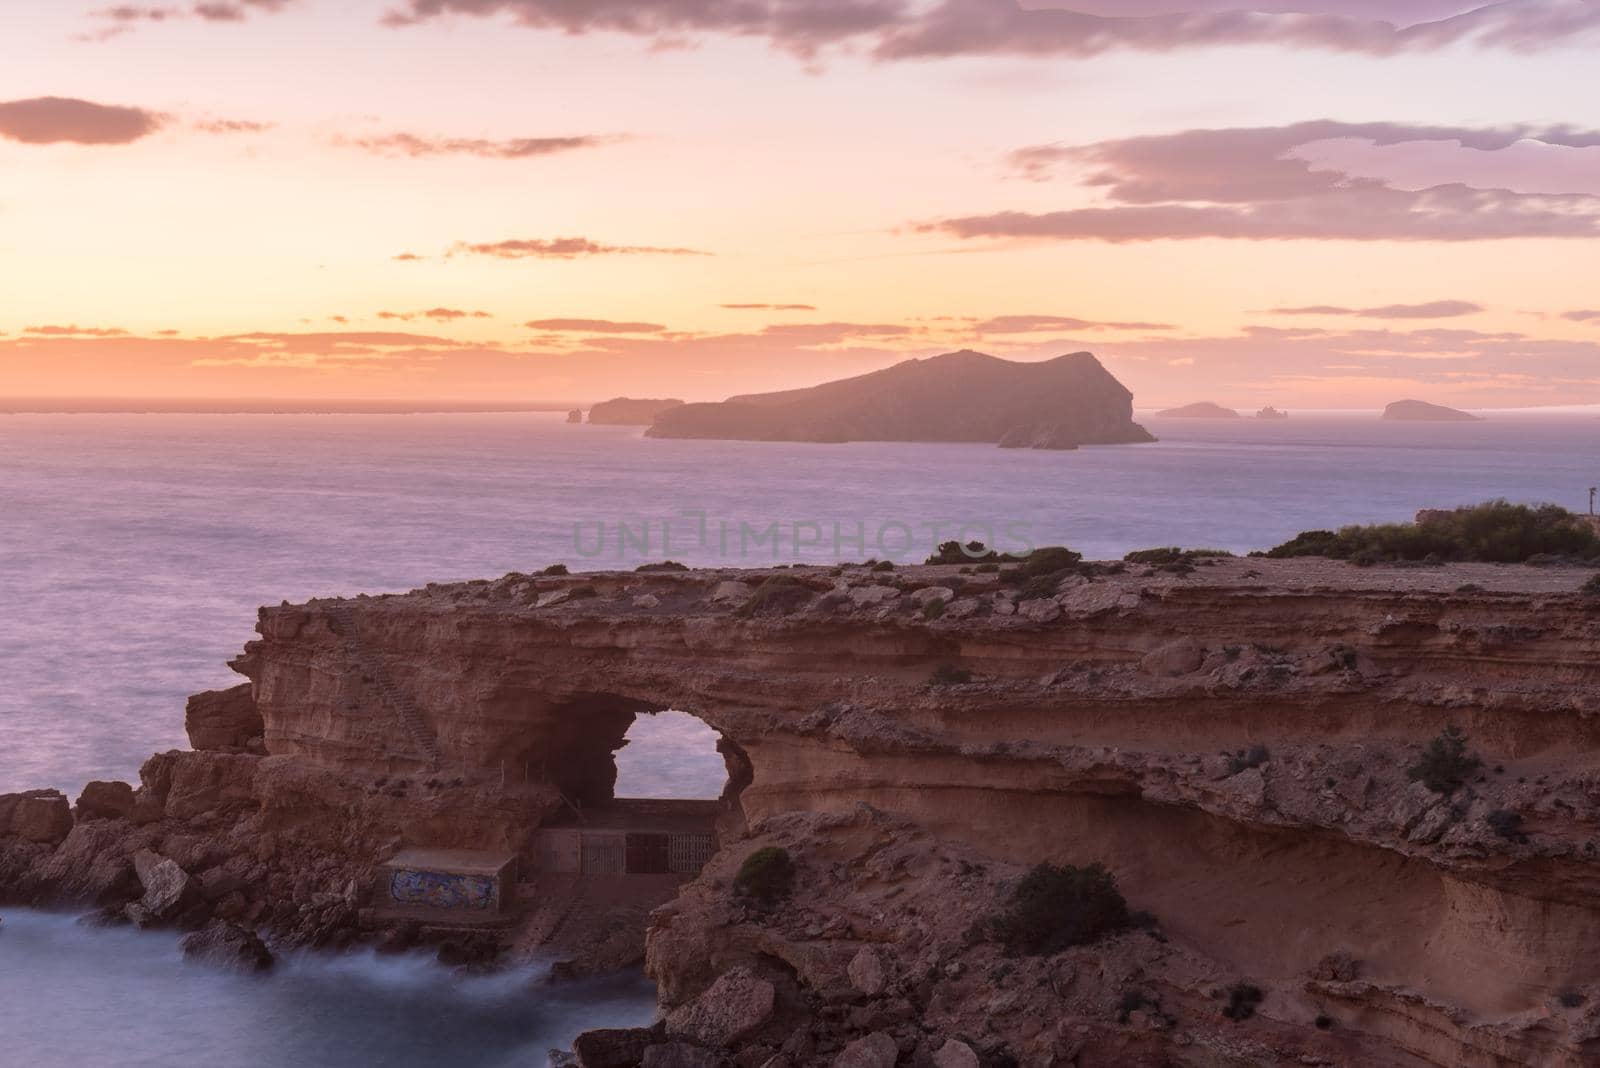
<box><xmin>625</xmin><ymin>832</ymin><xmax>671</xmax><ymax>874</ymax></box>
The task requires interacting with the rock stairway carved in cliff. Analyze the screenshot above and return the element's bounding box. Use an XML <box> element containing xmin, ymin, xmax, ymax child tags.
<box><xmin>325</xmin><ymin>604</ymin><xmax>441</xmax><ymax>770</ymax></box>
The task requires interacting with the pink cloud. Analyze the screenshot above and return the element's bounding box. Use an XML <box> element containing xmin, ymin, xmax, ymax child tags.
<box><xmin>931</xmin><ymin>122</ymin><xmax>1600</xmax><ymax>243</ymax></box>
<box><xmin>382</xmin><ymin>1</ymin><xmax>1600</xmax><ymax>58</ymax></box>
<box><xmin>524</xmin><ymin>318</ymin><xmax>666</xmax><ymax>333</ymax></box>
<box><xmin>378</xmin><ymin>308</ymin><xmax>493</xmax><ymax>321</ymax></box>
<box><xmin>976</xmin><ymin>314</ymin><xmax>1176</xmax><ymax>332</ymax></box>
<box><xmin>24</xmin><ymin>324</ymin><xmax>130</xmax><ymax>337</ymax></box>
<box><xmin>449</xmin><ymin>237</ymin><xmax>711</xmax><ymax>259</ymax></box>
<box><xmin>337</xmin><ymin>132</ymin><xmax>620</xmax><ymax>159</ymax></box>
<box><xmin>0</xmin><ymin>97</ymin><xmax>164</xmax><ymax>145</ymax></box>
<box><xmin>1269</xmin><ymin>301</ymin><xmax>1483</xmax><ymax>318</ymax></box>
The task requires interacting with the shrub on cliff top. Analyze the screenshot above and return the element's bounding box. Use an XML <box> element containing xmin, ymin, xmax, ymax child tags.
<box><xmin>734</xmin><ymin>846</ymin><xmax>795</xmax><ymax>908</ymax></box>
<box><xmin>1222</xmin><ymin>982</ymin><xmax>1264</xmax><ymax>1022</ymax></box>
<box><xmin>540</xmin><ymin>563</ymin><xmax>570</xmax><ymax>576</ymax></box>
<box><xmin>1407</xmin><ymin>725</ymin><xmax>1482</xmax><ymax>795</ymax></box>
<box><xmin>986</xmin><ymin>862</ymin><xmax>1131</xmax><ymax>956</ymax></box>
<box><xmin>926</xmin><ymin>540</ymin><xmax>1001</xmax><ymax>565</ymax></box>
<box><xmin>1015</xmin><ymin>546</ymin><xmax>1083</xmax><ymax>578</ymax></box>
<box><xmin>635</xmin><ymin>560</ymin><xmax>689</xmax><ymax>572</ymax></box>
<box><xmin>1265</xmin><ymin>500</ymin><xmax>1600</xmax><ymax>564</ymax></box>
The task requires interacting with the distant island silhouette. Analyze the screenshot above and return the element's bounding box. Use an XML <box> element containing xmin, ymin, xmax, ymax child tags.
<box><xmin>644</xmin><ymin>350</ymin><xmax>1155</xmax><ymax>449</ymax></box>
<box><xmin>1382</xmin><ymin>399</ymin><xmax>1482</xmax><ymax>422</ymax></box>
<box><xmin>588</xmin><ymin>397</ymin><xmax>685</xmax><ymax>426</ymax></box>
<box><xmin>1154</xmin><ymin>401</ymin><xmax>1241</xmax><ymax>419</ymax></box>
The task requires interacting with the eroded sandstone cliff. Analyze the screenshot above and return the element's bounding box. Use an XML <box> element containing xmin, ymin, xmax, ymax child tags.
<box><xmin>4</xmin><ymin>557</ymin><xmax>1599</xmax><ymax>1065</ymax></box>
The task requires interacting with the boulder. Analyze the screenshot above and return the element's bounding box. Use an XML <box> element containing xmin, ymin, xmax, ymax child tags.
<box><xmin>932</xmin><ymin>1040</ymin><xmax>979</xmax><ymax>1068</ymax></box>
<box><xmin>11</xmin><ymin>791</ymin><xmax>73</xmax><ymax>844</ymax></box>
<box><xmin>1018</xmin><ymin>598</ymin><xmax>1062</xmax><ymax>623</ymax></box>
<box><xmin>184</xmin><ymin>684</ymin><xmax>262</xmax><ymax>751</ymax></box>
<box><xmin>163</xmin><ymin>752</ymin><xmax>260</xmax><ymax>821</ymax></box>
<box><xmin>833</xmin><ymin>1033</ymin><xmax>898</xmax><ymax>1068</ymax></box>
<box><xmin>574</xmin><ymin>1024</ymin><xmax>664</xmax><ymax>1068</ymax></box>
<box><xmin>643</xmin><ymin>1044</ymin><xmax>730</xmax><ymax>1068</ymax></box>
<box><xmin>75</xmin><ymin>780</ymin><xmax>136</xmax><ymax>820</ymax></box>
<box><xmin>849</xmin><ymin>585</ymin><xmax>900</xmax><ymax>608</ymax></box>
<box><xmin>133</xmin><ymin>850</ymin><xmax>192</xmax><ymax>919</ymax></box>
<box><xmin>180</xmin><ymin>920</ymin><xmax>273</xmax><ymax>973</ymax></box>
<box><xmin>1140</xmin><ymin>636</ymin><xmax>1203</xmax><ymax>677</ymax></box>
<box><xmin>848</xmin><ymin>946</ymin><xmax>887</xmax><ymax>997</ymax></box>
<box><xmin>666</xmin><ymin>966</ymin><xmax>776</xmax><ymax>1047</ymax></box>
<box><xmin>710</xmin><ymin>581</ymin><xmax>753</xmax><ymax>605</ymax></box>
<box><xmin>909</xmin><ymin>586</ymin><xmax>955</xmax><ymax>607</ymax></box>
<box><xmin>198</xmin><ymin>867</ymin><xmax>247</xmax><ymax>901</ymax></box>
<box><xmin>33</xmin><ymin>820</ymin><xmax>141</xmax><ymax>904</ymax></box>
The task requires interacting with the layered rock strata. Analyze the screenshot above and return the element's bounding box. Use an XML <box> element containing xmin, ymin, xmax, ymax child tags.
<box><xmin>4</xmin><ymin>557</ymin><xmax>1599</xmax><ymax>1065</ymax></box>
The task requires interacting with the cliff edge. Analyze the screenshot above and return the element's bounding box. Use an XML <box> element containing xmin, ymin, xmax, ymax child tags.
<box><xmin>5</xmin><ymin>558</ymin><xmax>1600</xmax><ymax>1066</ymax></box>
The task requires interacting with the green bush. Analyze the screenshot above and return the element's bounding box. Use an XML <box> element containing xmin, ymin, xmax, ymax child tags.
<box><xmin>635</xmin><ymin>560</ymin><xmax>689</xmax><ymax>572</ymax></box>
<box><xmin>1485</xmin><ymin>809</ymin><xmax>1527</xmax><ymax>843</ymax></box>
<box><xmin>921</xmin><ymin>599</ymin><xmax>946</xmax><ymax>621</ymax></box>
<box><xmin>1016</xmin><ymin>546</ymin><xmax>1083</xmax><ymax>579</ymax></box>
<box><xmin>540</xmin><ymin>563</ymin><xmax>570</xmax><ymax>576</ymax></box>
<box><xmin>926</xmin><ymin>540</ymin><xmax>1000</xmax><ymax>565</ymax></box>
<box><xmin>986</xmin><ymin>862</ymin><xmax>1131</xmax><ymax>956</ymax></box>
<box><xmin>566</xmin><ymin>585</ymin><xmax>598</xmax><ymax>600</ymax></box>
<box><xmin>734</xmin><ymin>846</ymin><xmax>795</xmax><ymax>907</ymax></box>
<box><xmin>1265</xmin><ymin>501</ymin><xmax>1600</xmax><ymax>564</ymax></box>
<box><xmin>1407</xmin><ymin>725</ymin><xmax>1482</xmax><ymax>795</ymax></box>
<box><xmin>1222</xmin><ymin>983</ymin><xmax>1263</xmax><ymax>1022</ymax></box>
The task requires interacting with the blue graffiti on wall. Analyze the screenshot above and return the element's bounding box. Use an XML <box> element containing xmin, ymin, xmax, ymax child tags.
<box><xmin>389</xmin><ymin>869</ymin><xmax>496</xmax><ymax>911</ymax></box>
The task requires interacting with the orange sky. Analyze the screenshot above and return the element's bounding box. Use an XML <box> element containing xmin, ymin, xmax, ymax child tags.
<box><xmin>3</xmin><ymin>1</ymin><xmax>1600</xmax><ymax>409</ymax></box>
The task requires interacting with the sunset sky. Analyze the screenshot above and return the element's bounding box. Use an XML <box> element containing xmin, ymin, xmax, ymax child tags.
<box><xmin>4</xmin><ymin>0</ymin><xmax>1600</xmax><ymax>408</ymax></box>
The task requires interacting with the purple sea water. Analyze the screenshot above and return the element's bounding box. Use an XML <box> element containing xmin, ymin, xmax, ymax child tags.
<box><xmin>2</xmin><ymin>408</ymin><xmax>1598</xmax><ymax>1063</ymax></box>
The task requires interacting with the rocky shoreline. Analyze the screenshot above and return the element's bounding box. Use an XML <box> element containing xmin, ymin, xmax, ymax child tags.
<box><xmin>4</xmin><ymin>556</ymin><xmax>1600</xmax><ymax>1066</ymax></box>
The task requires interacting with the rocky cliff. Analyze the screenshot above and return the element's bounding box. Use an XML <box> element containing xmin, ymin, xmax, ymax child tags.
<box><xmin>589</xmin><ymin>397</ymin><xmax>686</xmax><ymax>425</ymax></box>
<box><xmin>645</xmin><ymin>351</ymin><xmax>1155</xmax><ymax>448</ymax></box>
<box><xmin>5</xmin><ymin>557</ymin><xmax>1600</xmax><ymax>1066</ymax></box>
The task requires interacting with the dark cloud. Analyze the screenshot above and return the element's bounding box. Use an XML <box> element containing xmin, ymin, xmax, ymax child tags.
<box><xmin>873</xmin><ymin>0</ymin><xmax>1600</xmax><ymax>60</ymax></box>
<box><xmin>524</xmin><ymin>318</ymin><xmax>667</xmax><ymax>333</ymax></box>
<box><xmin>338</xmin><ymin>132</ymin><xmax>619</xmax><ymax>159</ymax></box>
<box><xmin>194</xmin><ymin>0</ymin><xmax>295</xmax><ymax>20</ymax></box>
<box><xmin>93</xmin><ymin>6</ymin><xmax>181</xmax><ymax>22</ymax></box>
<box><xmin>930</xmin><ymin>122</ymin><xmax>1600</xmax><ymax>243</ymax></box>
<box><xmin>381</xmin><ymin>1</ymin><xmax>1600</xmax><ymax>58</ymax></box>
<box><xmin>721</xmin><ymin>302</ymin><xmax>819</xmax><ymax>311</ymax></box>
<box><xmin>0</xmin><ymin>97</ymin><xmax>164</xmax><ymax>145</ymax></box>
<box><xmin>976</xmin><ymin>314</ymin><xmax>1176</xmax><ymax>332</ymax></box>
<box><xmin>85</xmin><ymin>0</ymin><xmax>294</xmax><ymax>36</ymax></box>
<box><xmin>382</xmin><ymin>0</ymin><xmax>907</xmax><ymax>55</ymax></box>
<box><xmin>1269</xmin><ymin>301</ymin><xmax>1484</xmax><ymax>319</ymax></box>
<box><xmin>450</xmin><ymin>237</ymin><xmax>711</xmax><ymax>259</ymax></box>
<box><xmin>25</xmin><ymin>324</ymin><xmax>130</xmax><ymax>337</ymax></box>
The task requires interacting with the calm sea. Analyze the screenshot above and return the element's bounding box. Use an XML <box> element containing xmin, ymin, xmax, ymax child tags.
<box><xmin>2</xmin><ymin>408</ymin><xmax>1597</xmax><ymax>1064</ymax></box>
